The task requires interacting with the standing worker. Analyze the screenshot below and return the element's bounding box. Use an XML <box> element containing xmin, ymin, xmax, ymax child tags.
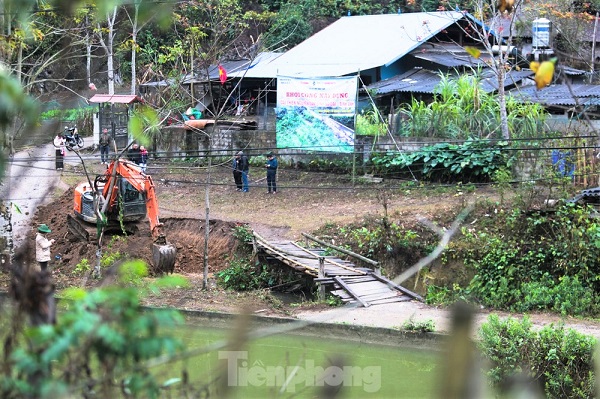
<box><xmin>53</xmin><ymin>131</ymin><xmax>66</xmax><ymax>170</ymax></box>
<box><xmin>232</xmin><ymin>152</ymin><xmax>243</xmax><ymax>191</ymax></box>
<box><xmin>128</xmin><ymin>143</ymin><xmax>141</xmax><ymax>164</ymax></box>
<box><xmin>265</xmin><ymin>152</ymin><xmax>278</xmax><ymax>194</ymax></box>
<box><xmin>36</xmin><ymin>224</ymin><xmax>55</xmax><ymax>271</ymax></box>
<box><xmin>139</xmin><ymin>145</ymin><xmax>149</xmax><ymax>173</ymax></box>
<box><xmin>99</xmin><ymin>128</ymin><xmax>112</xmax><ymax>164</ymax></box>
<box><xmin>239</xmin><ymin>151</ymin><xmax>250</xmax><ymax>192</ymax></box>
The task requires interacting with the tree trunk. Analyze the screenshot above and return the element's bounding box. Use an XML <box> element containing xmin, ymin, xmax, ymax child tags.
<box><xmin>130</xmin><ymin>1</ymin><xmax>140</xmax><ymax>95</ymax></box>
<box><xmin>203</xmin><ymin>138</ymin><xmax>211</xmax><ymax>290</ymax></box>
<box><xmin>107</xmin><ymin>10</ymin><xmax>115</xmax><ymax>95</ymax></box>
<box><xmin>497</xmin><ymin>71</ymin><xmax>510</xmax><ymax>140</ymax></box>
<box><xmin>96</xmin><ymin>7</ymin><xmax>118</xmax><ymax>95</ymax></box>
<box><xmin>86</xmin><ymin>14</ymin><xmax>91</xmax><ymax>86</ymax></box>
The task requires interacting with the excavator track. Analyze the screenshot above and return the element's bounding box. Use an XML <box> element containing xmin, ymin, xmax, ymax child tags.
<box><xmin>67</xmin><ymin>214</ymin><xmax>140</xmax><ymax>242</ymax></box>
<box><xmin>67</xmin><ymin>213</ymin><xmax>92</xmax><ymax>241</ymax></box>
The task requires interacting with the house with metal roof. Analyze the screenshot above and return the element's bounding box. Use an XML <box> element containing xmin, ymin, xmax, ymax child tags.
<box><xmin>255</xmin><ymin>11</ymin><xmax>475</xmax><ymax>84</ymax></box>
<box><xmin>207</xmin><ymin>12</ymin><xmax>499</xmax><ymax>119</ymax></box>
<box><xmin>508</xmin><ymin>84</ymin><xmax>600</xmax><ymax>117</ymax></box>
<box><xmin>146</xmin><ymin>11</ymin><xmax>522</xmax><ymax>127</ymax></box>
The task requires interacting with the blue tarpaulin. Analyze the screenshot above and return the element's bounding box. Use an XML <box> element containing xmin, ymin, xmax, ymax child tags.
<box><xmin>551</xmin><ymin>150</ymin><xmax>575</xmax><ymax>178</ymax></box>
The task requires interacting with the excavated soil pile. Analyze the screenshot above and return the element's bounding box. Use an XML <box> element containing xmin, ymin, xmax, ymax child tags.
<box><xmin>29</xmin><ymin>187</ymin><xmax>240</xmax><ymax>288</ymax></box>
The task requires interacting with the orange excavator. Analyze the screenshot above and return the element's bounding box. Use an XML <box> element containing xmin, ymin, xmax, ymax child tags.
<box><xmin>67</xmin><ymin>158</ymin><xmax>176</xmax><ymax>274</ymax></box>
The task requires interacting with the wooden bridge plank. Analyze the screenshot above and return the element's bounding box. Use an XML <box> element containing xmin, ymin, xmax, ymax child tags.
<box><xmin>368</xmin><ymin>272</ymin><xmax>423</xmax><ymax>301</ymax></box>
<box><xmin>290</xmin><ymin>242</ymin><xmax>368</xmax><ymax>275</ymax></box>
<box><xmin>369</xmin><ymin>297</ymin><xmax>413</xmax><ymax>305</ymax></box>
<box><xmin>254</xmin><ymin>231</ymin><xmax>422</xmax><ymax>306</ymax></box>
<box><xmin>333</xmin><ymin>276</ymin><xmax>370</xmax><ymax>307</ymax></box>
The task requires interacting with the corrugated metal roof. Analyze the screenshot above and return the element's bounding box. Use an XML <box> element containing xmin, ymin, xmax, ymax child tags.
<box><xmin>89</xmin><ymin>94</ymin><xmax>143</xmax><ymax>104</ymax></box>
<box><xmin>561</xmin><ymin>66</ymin><xmax>586</xmax><ymax>76</ymax></box>
<box><xmin>367</xmin><ymin>69</ymin><xmax>443</xmax><ymax>94</ymax></box>
<box><xmin>225</xmin><ymin>52</ymin><xmax>284</xmax><ymax>79</ymax></box>
<box><xmin>366</xmin><ymin>68</ymin><xmax>532</xmax><ymax>95</ymax></box>
<box><xmin>270</xmin><ymin>11</ymin><xmax>466</xmax><ymax>78</ymax></box>
<box><xmin>409</xmin><ymin>47</ymin><xmax>486</xmax><ymax>68</ymax></box>
<box><xmin>480</xmin><ymin>69</ymin><xmax>534</xmax><ymax>91</ymax></box>
<box><xmin>508</xmin><ymin>84</ymin><xmax>600</xmax><ymax>106</ymax></box>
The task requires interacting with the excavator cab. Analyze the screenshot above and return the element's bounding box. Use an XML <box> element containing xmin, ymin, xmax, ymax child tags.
<box><xmin>74</xmin><ymin>178</ymin><xmax>145</xmax><ymax>222</ymax></box>
<box><xmin>116</xmin><ymin>178</ymin><xmax>147</xmax><ymax>220</ymax></box>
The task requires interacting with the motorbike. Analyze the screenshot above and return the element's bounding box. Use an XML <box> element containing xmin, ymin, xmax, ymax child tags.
<box><xmin>55</xmin><ymin>126</ymin><xmax>84</xmax><ymax>150</ymax></box>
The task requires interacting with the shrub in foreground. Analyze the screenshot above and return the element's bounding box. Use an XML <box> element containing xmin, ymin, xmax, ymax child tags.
<box><xmin>478</xmin><ymin>315</ymin><xmax>596</xmax><ymax>398</ymax></box>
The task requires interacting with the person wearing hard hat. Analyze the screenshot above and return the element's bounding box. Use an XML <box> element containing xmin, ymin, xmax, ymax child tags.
<box><xmin>35</xmin><ymin>224</ymin><xmax>55</xmax><ymax>271</ymax></box>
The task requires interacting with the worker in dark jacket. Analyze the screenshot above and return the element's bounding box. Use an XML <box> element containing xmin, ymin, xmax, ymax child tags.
<box><xmin>265</xmin><ymin>152</ymin><xmax>278</xmax><ymax>194</ymax></box>
<box><xmin>127</xmin><ymin>143</ymin><xmax>141</xmax><ymax>164</ymax></box>
<box><xmin>99</xmin><ymin>128</ymin><xmax>113</xmax><ymax>164</ymax></box>
<box><xmin>239</xmin><ymin>151</ymin><xmax>250</xmax><ymax>192</ymax></box>
<box><xmin>232</xmin><ymin>152</ymin><xmax>243</xmax><ymax>191</ymax></box>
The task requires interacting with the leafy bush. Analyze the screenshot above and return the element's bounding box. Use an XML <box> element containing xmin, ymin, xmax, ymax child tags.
<box><xmin>478</xmin><ymin>315</ymin><xmax>595</xmax><ymax>398</ymax></box>
<box><xmin>217</xmin><ymin>258</ymin><xmax>273</xmax><ymax>291</ymax></box>
<box><xmin>40</xmin><ymin>106</ymin><xmax>94</xmax><ymax>122</ymax></box>
<box><xmin>232</xmin><ymin>224</ymin><xmax>253</xmax><ymax>244</ymax></box>
<box><xmin>518</xmin><ymin>274</ymin><xmax>598</xmax><ymax>315</ymax></box>
<box><xmin>371</xmin><ymin>140</ymin><xmax>514</xmax><ymax>183</ymax></box>
<box><xmin>397</xmin><ymin>72</ymin><xmax>548</xmax><ymax>140</ymax></box>
<box><xmin>1</xmin><ymin>261</ymin><xmax>188</xmax><ymax>398</ymax></box>
<box><xmin>73</xmin><ymin>258</ymin><xmax>91</xmax><ymax>275</ymax></box>
<box><xmin>356</xmin><ymin>109</ymin><xmax>387</xmax><ymax>136</ymax></box>
<box><xmin>425</xmin><ymin>284</ymin><xmax>466</xmax><ymax>306</ymax></box>
<box><xmin>462</xmin><ymin>204</ymin><xmax>600</xmax><ymax>315</ymax></box>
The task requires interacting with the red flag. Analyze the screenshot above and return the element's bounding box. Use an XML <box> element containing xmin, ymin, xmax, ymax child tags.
<box><xmin>218</xmin><ymin>65</ymin><xmax>227</xmax><ymax>85</ymax></box>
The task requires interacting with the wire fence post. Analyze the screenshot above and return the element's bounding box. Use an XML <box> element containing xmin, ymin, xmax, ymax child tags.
<box><xmin>318</xmin><ymin>256</ymin><xmax>325</xmax><ymax>301</ymax></box>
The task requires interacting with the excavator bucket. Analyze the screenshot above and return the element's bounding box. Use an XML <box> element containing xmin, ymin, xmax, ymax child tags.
<box><xmin>152</xmin><ymin>242</ymin><xmax>177</xmax><ymax>274</ymax></box>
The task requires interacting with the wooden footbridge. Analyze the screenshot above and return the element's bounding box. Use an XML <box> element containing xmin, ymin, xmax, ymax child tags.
<box><xmin>253</xmin><ymin>232</ymin><xmax>423</xmax><ymax>307</ymax></box>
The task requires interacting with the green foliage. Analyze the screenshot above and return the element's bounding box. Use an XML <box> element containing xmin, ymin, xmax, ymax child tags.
<box><xmin>232</xmin><ymin>224</ymin><xmax>253</xmax><ymax>244</ymax></box>
<box><xmin>478</xmin><ymin>315</ymin><xmax>595</xmax><ymax>398</ymax></box>
<box><xmin>518</xmin><ymin>274</ymin><xmax>598</xmax><ymax>315</ymax></box>
<box><xmin>118</xmin><ymin>259</ymin><xmax>149</xmax><ymax>287</ymax></box>
<box><xmin>356</xmin><ymin>109</ymin><xmax>387</xmax><ymax>136</ymax></box>
<box><xmin>460</xmin><ymin>204</ymin><xmax>600</xmax><ymax>315</ymax></box>
<box><xmin>129</xmin><ymin>105</ymin><xmax>161</xmax><ymax>147</ymax></box>
<box><xmin>73</xmin><ymin>258</ymin><xmax>91</xmax><ymax>275</ymax></box>
<box><xmin>217</xmin><ymin>258</ymin><xmax>274</xmax><ymax>291</ymax></box>
<box><xmin>1</xmin><ymin>261</ymin><xmax>186</xmax><ymax>398</ymax></box>
<box><xmin>425</xmin><ymin>283</ymin><xmax>467</xmax><ymax>306</ymax></box>
<box><xmin>401</xmin><ymin>318</ymin><xmax>436</xmax><ymax>333</ymax></box>
<box><xmin>40</xmin><ymin>106</ymin><xmax>94</xmax><ymax>123</ymax></box>
<box><xmin>304</xmin><ymin>157</ymin><xmax>353</xmax><ymax>173</ymax></box>
<box><xmin>336</xmin><ymin>222</ymin><xmax>420</xmax><ymax>259</ymax></box>
<box><xmin>325</xmin><ymin>294</ymin><xmax>343</xmax><ymax>307</ymax></box>
<box><xmin>491</xmin><ymin>167</ymin><xmax>512</xmax><ymax>205</ymax></box>
<box><xmin>101</xmin><ymin>249</ymin><xmax>124</xmax><ymax>268</ymax></box>
<box><xmin>371</xmin><ymin>140</ymin><xmax>514</xmax><ymax>183</ymax></box>
<box><xmin>398</xmin><ymin>72</ymin><xmax>548</xmax><ymax>139</ymax></box>
<box><xmin>263</xmin><ymin>3</ymin><xmax>313</xmax><ymax>50</ymax></box>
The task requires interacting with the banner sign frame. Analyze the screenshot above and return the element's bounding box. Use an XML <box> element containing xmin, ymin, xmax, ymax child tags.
<box><xmin>276</xmin><ymin>75</ymin><xmax>358</xmax><ymax>153</ymax></box>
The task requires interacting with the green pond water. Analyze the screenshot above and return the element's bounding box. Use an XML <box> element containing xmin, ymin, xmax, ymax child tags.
<box><xmin>154</xmin><ymin>317</ymin><xmax>443</xmax><ymax>399</ymax></box>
